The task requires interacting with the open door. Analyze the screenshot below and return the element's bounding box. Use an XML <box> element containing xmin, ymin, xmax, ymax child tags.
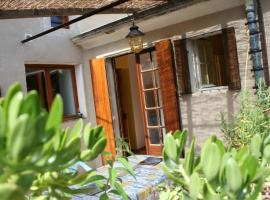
<box><xmin>136</xmin><ymin>49</ymin><xmax>165</xmax><ymax>155</ymax></box>
<box><xmin>90</xmin><ymin>58</ymin><xmax>116</xmax><ymax>162</ymax></box>
<box><xmin>136</xmin><ymin>41</ymin><xmax>181</xmax><ymax>155</ymax></box>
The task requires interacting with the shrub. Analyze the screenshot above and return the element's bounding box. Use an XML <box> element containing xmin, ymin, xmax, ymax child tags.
<box><xmin>0</xmin><ymin>84</ymin><xmax>132</xmax><ymax>200</ymax></box>
<box><xmin>221</xmin><ymin>86</ymin><xmax>270</xmax><ymax>149</ymax></box>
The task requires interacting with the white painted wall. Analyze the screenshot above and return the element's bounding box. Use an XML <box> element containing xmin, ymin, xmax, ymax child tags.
<box><xmin>0</xmin><ymin>17</ymin><xmax>90</xmax><ymax>123</ymax></box>
<box><xmin>0</xmin><ymin>17</ymin><xmax>82</xmax><ymax>93</ymax></box>
<box><xmin>0</xmin><ymin>16</ymin><xmax>105</xmax><ymax>166</ymax></box>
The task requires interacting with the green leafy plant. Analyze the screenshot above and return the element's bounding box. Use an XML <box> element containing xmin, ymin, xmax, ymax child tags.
<box><xmin>97</xmin><ymin>157</ymin><xmax>135</xmax><ymax>200</ymax></box>
<box><xmin>115</xmin><ymin>137</ymin><xmax>133</xmax><ymax>157</ymax></box>
<box><xmin>221</xmin><ymin>87</ymin><xmax>270</xmax><ymax>149</ymax></box>
<box><xmin>256</xmin><ymin>82</ymin><xmax>270</xmax><ymax>112</ymax></box>
<box><xmin>161</xmin><ymin>131</ymin><xmax>270</xmax><ymax>200</ymax></box>
<box><xmin>0</xmin><ymin>83</ymin><xmax>133</xmax><ymax>200</ymax></box>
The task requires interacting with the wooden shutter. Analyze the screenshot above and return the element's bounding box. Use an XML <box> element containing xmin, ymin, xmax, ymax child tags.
<box><xmin>173</xmin><ymin>39</ymin><xmax>191</xmax><ymax>94</ymax></box>
<box><xmin>90</xmin><ymin>58</ymin><xmax>116</xmax><ymax>161</ymax></box>
<box><xmin>155</xmin><ymin>39</ymin><xmax>181</xmax><ymax>132</ymax></box>
<box><xmin>222</xmin><ymin>27</ymin><xmax>241</xmax><ymax>90</ymax></box>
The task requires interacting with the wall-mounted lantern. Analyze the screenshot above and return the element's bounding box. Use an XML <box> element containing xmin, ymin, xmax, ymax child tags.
<box><xmin>126</xmin><ymin>22</ymin><xmax>145</xmax><ymax>54</ymax></box>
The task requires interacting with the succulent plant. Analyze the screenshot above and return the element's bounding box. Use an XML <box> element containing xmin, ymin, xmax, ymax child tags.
<box><xmin>161</xmin><ymin>131</ymin><xmax>270</xmax><ymax>200</ymax></box>
<box><xmin>0</xmin><ymin>83</ymin><xmax>132</xmax><ymax>200</ymax></box>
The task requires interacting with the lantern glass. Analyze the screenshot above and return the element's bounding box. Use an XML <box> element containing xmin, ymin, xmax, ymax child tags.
<box><xmin>128</xmin><ymin>35</ymin><xmax>144</xmax><ymax>54</ymax></box>
<box><xmin>126</xmin><ymin>23</ymin><xmax>144</xmax><ymax>54</ymax></box>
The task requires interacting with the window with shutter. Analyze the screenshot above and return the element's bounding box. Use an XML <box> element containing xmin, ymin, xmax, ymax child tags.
<box><xmin>183</xmin><ymin>31</ymin><xmax>240</xmax><ymax>91</ymax></box>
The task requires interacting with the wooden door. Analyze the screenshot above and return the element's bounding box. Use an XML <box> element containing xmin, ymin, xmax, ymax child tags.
<box><xmin>90</xmin><ymin>58</ymin><xmax>116</xmax><ymax>161</ymax></box>
<box><xmin>136</xmin><ymin>49</ymin><xmax>166</xmax><ymax>156</ymax></box>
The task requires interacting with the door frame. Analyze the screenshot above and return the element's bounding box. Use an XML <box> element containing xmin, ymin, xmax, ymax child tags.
<box><xmin>135</xmin><ymin>54</ymin><xmax>150</xmax><ymax>155</ymax></box>
<box><xmin>91</xmin><ymin>39</ymin><xmax>182</xmax><ymax>157</ymax></box>
<box><xmin>107</xmin><ymin>52</ymin><xmax>152</xmax><ymax>154</ymax></box>
<box><xmin>110</xmin><ymin>56</ymin><xmax>131</xmax><ymax>148</ymax></box>
<box><xmin>104</xmin><ymin>46</ymin><xmax>167</xmax><ymax>156</ymax></box>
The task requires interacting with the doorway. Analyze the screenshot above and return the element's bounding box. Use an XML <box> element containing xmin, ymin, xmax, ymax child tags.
<box><xmin>110</xmin><ymin>48</ymin><xmax>166</xmax><ymax>156</ymax></box>
<box><xmin>112</xmin><ymin>54</ymin><xmax>146</xmax><ymax>154</ymax></box>
<box><xmin>90</xmin><ymin>40</ymin><xmax>181</xmax><ymax>157</ymax></box>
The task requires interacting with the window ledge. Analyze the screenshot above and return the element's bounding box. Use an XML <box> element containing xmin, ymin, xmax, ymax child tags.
<box><xmin>63</xmin><ymin>115</ymin><xmax>82</xmax><ymax>122</ymax></box>
<box><xmin>198</xmin><ymin>86</ymin><xmax>229</xmax><ymax>92</ymax></box>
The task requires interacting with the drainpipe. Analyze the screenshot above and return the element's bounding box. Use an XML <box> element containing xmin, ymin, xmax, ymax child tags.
<box><xmin>245</xmin><ymin>0</ymin><xmax>264</xmax><ymax>88</ymax></box>
<box><xmin>257</xmin><ymin>0</ymin><xmax>270</xmax><ymax>86</ymax></box>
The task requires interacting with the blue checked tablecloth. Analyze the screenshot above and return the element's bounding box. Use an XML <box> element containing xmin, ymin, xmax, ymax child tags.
<box><xmin>72</xmin><ymin>155</ymin><xmax>167</xmax><ymax>200</ymax></box>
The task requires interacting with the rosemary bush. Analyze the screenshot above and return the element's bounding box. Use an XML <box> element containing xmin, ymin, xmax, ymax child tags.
<box><xmin>221</xmin><ymin>85</ymin><xmax>270</xmax><ymax>149</ymax></box>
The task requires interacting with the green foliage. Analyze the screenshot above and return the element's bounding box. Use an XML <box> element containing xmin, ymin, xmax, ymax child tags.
<box><xmin>159</xmin><ymin>184</ymin><xmax>183</xmax><ymax>200</ymax></box>
<box><xmin>98</xmin><ymin>157</ymin><xmax>135</xmax><ymax>200</ymax></box>
<box><xmin>221</xmin><ymin>86</ymin><xmax>270</xmax><ymax>149</ymax></box>
<box><xmin>161</xmin><ymin>131</ymin><xmax>270</xmax><ymax>200</ymax></box>
<box><xmin>256</xmin><ymin>82</ymin><xmax>270</xmax><ymax>111</ymax></box>
<box><xmin>115</xmin><ymin>137</ymin><xmax>133</xmax><ymax>157</ymax></box>
<box><xmin>0</xmin><ymin>83</ymin><xmax>133</xmax><ymax>200</ymax></box>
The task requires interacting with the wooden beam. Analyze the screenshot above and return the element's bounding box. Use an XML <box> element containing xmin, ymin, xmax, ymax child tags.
<box><xmin>0</xmin><ymin>8</ymin><xmax>139</xmax><ymax>19</ymax></box>
<box><xmin>21</xmin><ymin>0</ymin><xmax>130</xmax><ymax>43</ymax></box>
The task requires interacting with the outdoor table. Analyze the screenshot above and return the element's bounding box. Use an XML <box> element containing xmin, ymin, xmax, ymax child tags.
<box><xmin>72</xmin><ymin>155</ymin><xmax>167</xmax><ymax>200</ymax></box>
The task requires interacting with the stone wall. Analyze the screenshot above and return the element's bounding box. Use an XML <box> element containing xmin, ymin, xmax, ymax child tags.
<box><xmin>262</xmin><ymin>0</ymin><xmax>270</xmax><ymax>79</ymax></box>
<box><xmin>179</xmin><ymin>11</ymin><xmax>256</xmax><ymax>147</ymax></box>
<box><xmin>180</xmin><ymin>1</ymin><xmax>270</xmax><ymax>147</ymax></box>
<box><xmin>180</xmin><ymin>89</ymin><xmax>240</xmax><ymax>147</ymax></box>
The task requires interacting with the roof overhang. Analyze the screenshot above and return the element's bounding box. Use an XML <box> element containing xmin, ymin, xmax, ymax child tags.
<box><xmin>72</xmin><ymin>0</ymin><xmax>244</xmax><ymax>50</ymax></box>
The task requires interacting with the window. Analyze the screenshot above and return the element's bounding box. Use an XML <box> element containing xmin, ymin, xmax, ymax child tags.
<box><xmin>189</xmin><ymin>34</ymin><xmax>228</xmax><ymax>89</ymax></box>
<box><xmin>50</xmin><ymin>16</ymin><xmax>69</xmax><ymax>28</ymax></box>
<box><xmin>25</xmin><ymin>65</ymin><xmax>79</xmax><ymax>119</ymax></box>
<box><xmin>174</xmin><ymin>28</ymin><xmax>240</xmax><ymax>93</ymax></box>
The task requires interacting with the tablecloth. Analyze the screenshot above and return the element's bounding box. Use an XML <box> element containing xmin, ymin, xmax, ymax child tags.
<box><xmin>72</xmin><ymin>155</ymin><xmax>167</xmax><ymax>200</ymax></box>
